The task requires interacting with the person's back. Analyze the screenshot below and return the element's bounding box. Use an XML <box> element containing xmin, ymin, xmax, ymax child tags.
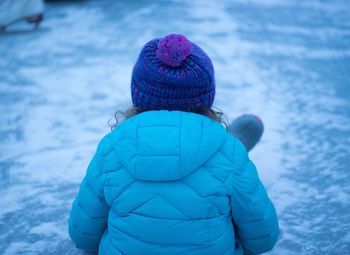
<box><xmin>68</xmin><ymin>34</ymin><xmax>279</xmax><ymax>255</ymax></box>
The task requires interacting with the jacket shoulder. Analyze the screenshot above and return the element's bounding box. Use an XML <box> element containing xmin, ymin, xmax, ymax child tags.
<box><xmin>95</xmin><ymin>132</ymin><xmax>115</xmax><ymax>157</ymax></box>
<box><xmin>220</xmin><ymin>134</ymin><xmax>248</xmax><ymax>170</ymax></box>
<box><xmin>218</xmin><ymin>134</ymin><xmax>250</xmax><ymax>189</ymax></box>
<box><xmin>97</xmin><ymin>131</ymin><xmax>123</xmax><ymax>173</ymax></box>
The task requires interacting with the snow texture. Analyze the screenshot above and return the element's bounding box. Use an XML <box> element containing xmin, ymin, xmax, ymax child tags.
<box><xmin>0</xmin><ymin>0</ymin><xmax>349</xmax><ymax>254</ymax></box>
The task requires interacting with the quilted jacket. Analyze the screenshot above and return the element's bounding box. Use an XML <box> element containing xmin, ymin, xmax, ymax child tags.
<box><xmin>68</xmin><ymin>110</ymin><xmax>279</xmax><ymax>255</ymax></box>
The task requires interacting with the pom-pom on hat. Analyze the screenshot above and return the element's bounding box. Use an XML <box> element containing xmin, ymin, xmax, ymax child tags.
<box><xmin>131</xmin><ymin>34</ymin><xmax>215</xmax><ymax>111</ymax></box>
<box><xmin>156</xmin><ymin>34</ymin><xmax>192</xmax><ymax>67</ymax></box>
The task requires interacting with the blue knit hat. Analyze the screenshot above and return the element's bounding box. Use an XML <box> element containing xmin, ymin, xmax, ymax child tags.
<box><xmin>131</xmin><ymin>34</ymin><xmax>215</xmax><ymax>111</ymax></box>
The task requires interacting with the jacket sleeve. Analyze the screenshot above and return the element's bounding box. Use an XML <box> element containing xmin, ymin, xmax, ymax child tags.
<box><xmin>68</xmin><ymin>135</ymin><xmax>111</xmax><ymax>252</ymax></box>
<box><xmin>229</xmin><ymin>139</ymin><xmax>279</xmax><ymax>255</ymax></box>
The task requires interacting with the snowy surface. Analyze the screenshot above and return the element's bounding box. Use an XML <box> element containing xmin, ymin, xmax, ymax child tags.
<box><xmin>1</xmin><ymin>0</ymin><xmax>350</xmax><ymax>254</ymax></box>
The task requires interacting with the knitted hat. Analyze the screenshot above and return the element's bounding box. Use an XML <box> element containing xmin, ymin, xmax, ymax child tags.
<box><xmin>131</xmin><ymin>34</ymin><xmax>215</xmax><ymax>111</ymax></box>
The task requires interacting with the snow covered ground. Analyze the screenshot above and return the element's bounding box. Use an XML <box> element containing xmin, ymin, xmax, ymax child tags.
<box><xmin>0</xmin><ymin>0</ymin><xmax>349</xmax><ymax>254</ymax></box>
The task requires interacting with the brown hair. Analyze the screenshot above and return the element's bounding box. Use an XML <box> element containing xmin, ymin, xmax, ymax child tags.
<box><xmin>109</xmin><ymin>107</ymin><xmax>229</xmax><ymax>131</ymax></box>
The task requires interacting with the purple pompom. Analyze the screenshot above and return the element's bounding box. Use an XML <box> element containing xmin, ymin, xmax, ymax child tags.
<box><xmin>156</xmin><ymin>34</ymin><xmax>192</xmax><ymax>67</ymax></box>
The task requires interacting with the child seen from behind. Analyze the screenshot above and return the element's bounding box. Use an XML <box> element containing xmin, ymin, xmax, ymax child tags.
<box><xmin>68</xmin><ymin>34</ymin><xmax>279</xmax><ymax>255</ymax></box>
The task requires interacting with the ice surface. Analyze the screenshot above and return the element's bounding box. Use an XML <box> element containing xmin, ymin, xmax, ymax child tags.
<box><xmin>0</xmin><ymin>0</ymin><xmax>349</xmax><ymax>254</ymax></box>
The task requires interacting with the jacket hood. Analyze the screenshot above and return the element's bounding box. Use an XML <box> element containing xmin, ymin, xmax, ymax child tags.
<box><xmin>114</xmin><ymin>111</ymin><xmax>227</xmax><ymax>181</ymax></box>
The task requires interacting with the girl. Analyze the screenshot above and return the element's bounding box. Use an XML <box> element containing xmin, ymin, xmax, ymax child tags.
<box><xmin>68</xmin><ymin>34</ymin><xmax>279</xmax><ymax>255</ymax></box>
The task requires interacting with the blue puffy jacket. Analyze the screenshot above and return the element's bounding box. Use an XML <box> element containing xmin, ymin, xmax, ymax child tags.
<box><xmin>68</xmin><ymin>111</ymin><xmax>279</xmax><ymax>255</ymax></box>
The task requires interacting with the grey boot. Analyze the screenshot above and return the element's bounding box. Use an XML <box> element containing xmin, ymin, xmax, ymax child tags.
<box><xmin>229</xmin><ymin>114</ymin><xmax>264</xmax><ymax>152</ymax></box>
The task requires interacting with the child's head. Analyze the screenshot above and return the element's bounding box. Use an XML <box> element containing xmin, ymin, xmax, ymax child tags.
<box><xmin>111</xmin><ymin>34</ymin><xmax>227</xmax><ymax>129</ymax></box>
<box><xmin>131</xmin><ymin>34</ymin><xmax>215</xmax><ymax>111</ymax></box>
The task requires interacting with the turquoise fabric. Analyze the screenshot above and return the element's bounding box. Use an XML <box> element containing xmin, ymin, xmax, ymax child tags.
<box><xmin>68</xmin><ymin>111</ymin><xmax>279</xmax><ymax>255</ymax></box>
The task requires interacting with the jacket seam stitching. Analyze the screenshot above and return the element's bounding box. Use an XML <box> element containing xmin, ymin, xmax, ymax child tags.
<box><xmin>160</xmin><ymin>195</ymin><xmax>192</xmax><ymax>219</ymax></box>
<box><xmin>194</xmin><ymin>119</ymin><xmax>204</xmax><ymax>169</ymax></box>
<box><xmin>109</xmin><ymin>224</ymin><xmax>207</xmax><ymax>247</ymax></box>
<box><xmin>84</xmin><ymin>178</ymin><xmax>105</xmax><ymax>202</ymax></box>
<box><xmin>182</xmin><ymin>181</ymin><xmax>205</xmax><ymax>198</ymax></box>
<box><xmin>138</xmin><ymin>125</ymin><xmax>180</xmax><ymax>128</ymax></box>
<box><xmin>203</xmin><ymin>169</ymin><xmax>230</xmax><ymax>194</ymax></box>
<box><xmin>77</xmin><ymin>200</ymin><xmax>107</xmax><ymax>219</ymax></box>
<box><xmin>72</xmin><ymin>223</ymin><xmax>101</xmax><ymax>237</ymax></box>
<box><xmin>109</xmin><ymin>180</ymin><xmax>137</xmax><ymax>206</ymax></box>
